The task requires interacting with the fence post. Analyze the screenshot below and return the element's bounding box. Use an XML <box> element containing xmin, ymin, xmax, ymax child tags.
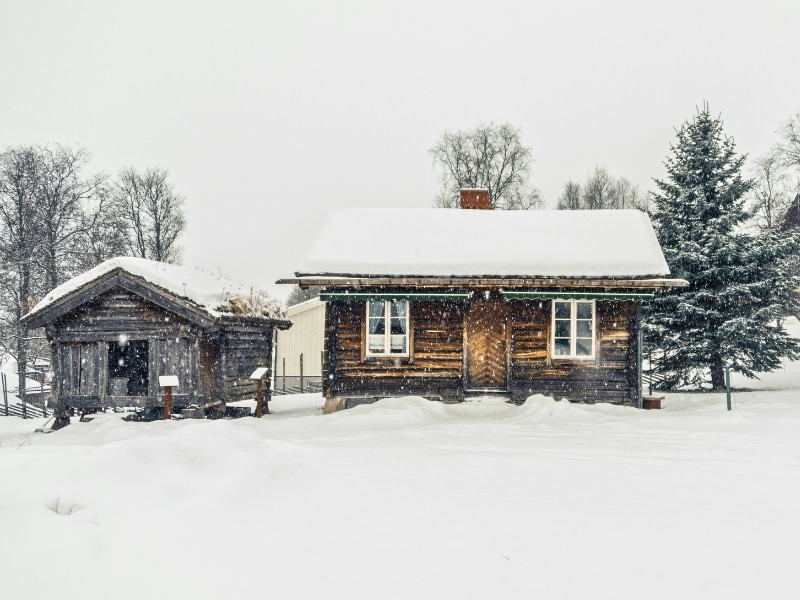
<box><xmin>2</xmin><ymin>372</ymin><xmax>8</xmax><ymax>417</ymax></box>
<box><xmin>637</xmin><ymin>326</ymin><xmax>643</xmax><ymax>409</ymax></box>
<box><xmin>282</xmin><ymin>357</ymin><xmax>286</xmax><ymax>393</ymax></box>
<box><xmin>299</xmin><ymin>353</ymin><xmax>304</xmax><ymax>393</ymax></box>
<box><xmin>725</xmin><ymin>367</ymin><xmax>732</xmax><ymax>411</ymax></box>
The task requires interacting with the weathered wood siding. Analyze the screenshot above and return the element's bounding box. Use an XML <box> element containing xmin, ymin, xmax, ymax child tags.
<box><xmin>508</xmin><ymin>299</ymin><xmax>638</xmax><ymax>404</ymax></box>
<box><xmin>323</xmin><ymin>297</ymin><xmax>639</xmax><ymax>406</ymax></box>
<box><xmin>217</xmin><ymin>326</ymin><xmax>274</xmax><ymax>402</ymax></box>
<box><xmin>150</xmin><ymin>337</ymin><xmax>197</xmax><ymax>397</ymax></box>
<box><xmin>51</xmin><ymin>289</ymin><xmax>198</xmax><ymax>406</ymax></box>
<box><xmin>56</xmin><ymin>342</ymin><xmax>104</xmax><ymax>397</ymax></box>
<box><xmin>38</xmin><ymin>282</ymin><xmax>282</xmax><ymax>412</ymax></box>
<box><xmin>324</xmin><ymin>300</ymin><xmax>465</xmax><ymax>400</ymax></box>
<box><xmin>54</xmin><ymin>289</ymin><xmax>195</xmax><ymax>340</ymax></box>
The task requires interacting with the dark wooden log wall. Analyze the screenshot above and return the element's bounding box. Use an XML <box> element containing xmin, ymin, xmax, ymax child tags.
<box><xmin>216</xmin><ymin>326</ymin><xmax>275</xmax><ymax>402</ymax></box>
<box><xmin>56</xmin><ymin>342</ymin><xmax>103</xmax><ymax>397</ymax></box>
<box><xmin>150</xmin><ymin>337</ymin><xmax>196</xmax><ymax>397</ymax></box>
<box><xmin>54</xmin><ymin>289</ymin><xmax>195</xmax><ymax>340</ymax></box>
<box><xmin>51</xmin><ymin>289</ymin><xmax>199</xmax><ymax>406</ymax></box>
<box><xmin>323</xmin><ymin>297</ymin><xmax>639</xmax><ymax>406</ymax></box>
<box><xmin>44</xmin><ymin>287</ymin><xmax>280</xmax><ymax>409</ymax></box>
<box><xmin>323</xmin><ymin>300</ymin><xmax>465</xmax><ymax>400</ymax></box>
<box><xmin>508</xmin><ymin>299</ymin><xmax>638</xmax><ymax>404</ymax></box>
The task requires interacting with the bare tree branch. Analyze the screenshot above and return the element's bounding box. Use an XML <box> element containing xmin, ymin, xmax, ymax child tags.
<box><xmin>749</xmin><ymin>147</ymin><xmax>794</xmax><ymax>231</ymax></box>
<box><xmin>557</xmin><ymin>166</ymin><xmax>648</xmax><ymax>211</ymax></box>
<box><xmin>430</xmin><ymin>122</ymin><xmax>542</xmax><ymax>210</ymax></box>
<box><xmin>110</xmin><ymin>166</ymin><xmax>187</xmax><ymax>263</ymax></box>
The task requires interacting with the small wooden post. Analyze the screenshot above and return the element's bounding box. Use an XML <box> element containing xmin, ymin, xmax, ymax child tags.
<box><xmin>163</xmin><ymin>386</ymin><xmax>172</xmax><ymax>420</ymax></box>
<box><xmin>250</xmin><ymin>367</ymin><xmax>270</xmax><ymax>418</ymax></box>
<box><xmin>159</xmin><ymin>375</ymin><xmax>179</xmax><ymax>421</ymax></box>
<box><xmin>255</xmin><ymin>378</ymin><xmax>264</xmax><ymax>417</ymax></box>
<box><xmin>282</xmin><ymin>357</ymin><xmax>286</xmax><ymax>393</ymax></box>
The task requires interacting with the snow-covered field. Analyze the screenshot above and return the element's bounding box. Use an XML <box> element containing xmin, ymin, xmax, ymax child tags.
<box><xmin>2</xmin><ymin>321</ymin><xmax>800</xmax><ymax>600</ymax></box>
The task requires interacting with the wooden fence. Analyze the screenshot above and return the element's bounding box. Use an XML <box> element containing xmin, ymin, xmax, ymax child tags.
<box><xmin>1</xmin><ymin>372</ymin><xmax>49</xmax><ymax>419</ymax></box>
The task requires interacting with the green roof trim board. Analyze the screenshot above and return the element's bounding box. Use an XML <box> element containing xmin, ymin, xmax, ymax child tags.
<box><xmin>501</xmin><ymin>290</ymin><xmax>654</xmax><ymax>301</ymax></box>
<box><xmin>319</xmin><ymin>290</ymin><xmax>654</xmax><ymax>302</ymax></box>
<box><xmin>320</xmin><ymin>291</ymin><xmax>471</xmax><ymax>302</ymax></box>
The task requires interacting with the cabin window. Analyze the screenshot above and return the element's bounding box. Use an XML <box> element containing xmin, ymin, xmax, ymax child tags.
<box><xmin>366</xmin><ymin>300</ymin><xmax>409</xmax><ymax>356</ymax></box>
<box><xmin>107</xmin><ymin>339</ymin><xmax>149</xmax><ymax>395</ymax></box>
<box><xmin>552</xmin><ymin>300</ymin><xmax>595</xmax><ymax>359</ymax></box>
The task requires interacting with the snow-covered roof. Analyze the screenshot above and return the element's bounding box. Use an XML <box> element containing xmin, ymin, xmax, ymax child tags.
<box><xmin>286</xmin><ymin>296</ymin><xmax>325</xmax><ymax>318</ymax></box>
<box><xmin>296</xmin><ymin>208</ymin><xmax>670</xmax><ymax>278</ymax></box>
<box><xmin>25</xmin><ymin>257</ymin><xmax>285</xmax><ymax>323</ymax></box>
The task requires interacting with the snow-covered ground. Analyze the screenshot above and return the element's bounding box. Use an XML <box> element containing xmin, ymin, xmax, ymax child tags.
<box><xmin>2</xmin><ymin>320</ymin><xmax>800</xmax><ymax>600</ymax></box>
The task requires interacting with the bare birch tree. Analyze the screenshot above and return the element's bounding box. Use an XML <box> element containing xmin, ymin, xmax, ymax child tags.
<box><xmin>32</xmin><ymin>145</ymin><xmax>108</xmax><ymax>289</ymax></box>
<box><xmin>111</xmin><ymin>167</ymin><xmax>187</xmax><ymax>263</ymax></box>
<box><xmin>557</xmin><ymin>180</ymin><xmax>582</xmax><ymax>210</ymax></box>
<box><xmin>778</xmin><ymin>112</ymin><xmax>800</xmax><ymax>171</ymax></box>
<box><xmin>557</xmin><ymin>166</ymin><xmax>648</xmax><ymax>211</ymax></box>
<box><xmin>0</xmin><ymin>147</ymin><xmax>41</xmax><ymax>406</ymax></box>
<box><xmin>750</xmin><ymin>148</ymin><xmax>794</xmax><ymax>230</ymax></box>
<box><xmin>430</xmin><ymin>123</ymin><xmax>542</xmax><ymax>210</ymax></box>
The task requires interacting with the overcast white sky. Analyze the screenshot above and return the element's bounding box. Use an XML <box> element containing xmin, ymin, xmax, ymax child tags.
<box><xmin>1</xmin><ymin>0</ymin><xmax>798</xmax><ymax>298</ymax></box>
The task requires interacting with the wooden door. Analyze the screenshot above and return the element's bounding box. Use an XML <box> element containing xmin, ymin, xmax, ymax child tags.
<box><xmin>465</xmin><ymin>301</ymin><xmax>508</xmax><ymax>391</ymax></box>
<box><xmin>59</xmin><ymin>342</ymin><xmax>103</xmax><ymax>397</ymax></box>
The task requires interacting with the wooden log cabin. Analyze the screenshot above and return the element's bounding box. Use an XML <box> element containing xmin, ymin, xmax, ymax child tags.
<box><xmin>278</xmin><ymin>189</ymin><xmax>687</xmax><ymax>412</ymax></box>
<box><xmin>22</xmin><ymin>257</ymin><xmax>290</xmax><ymax>422</ymax></box>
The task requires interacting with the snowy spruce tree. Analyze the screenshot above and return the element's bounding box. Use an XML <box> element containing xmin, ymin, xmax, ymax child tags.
<box><xmin>645</xmin><ymin>105</ymin><xmax>800</xmax><ymax>389</ymax></box>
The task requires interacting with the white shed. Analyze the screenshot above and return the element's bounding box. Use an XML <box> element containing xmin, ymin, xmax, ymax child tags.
<box><xmin>274</xmin><ymin>297</ymin><xmax>325</xmax><ymax>392</ymax></box>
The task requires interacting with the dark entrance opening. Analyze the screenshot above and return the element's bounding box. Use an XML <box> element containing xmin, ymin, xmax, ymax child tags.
<box><xmin>108</xmin><ymin>340</ymin><xmax>149</xmax><ymax>396</ymax></box>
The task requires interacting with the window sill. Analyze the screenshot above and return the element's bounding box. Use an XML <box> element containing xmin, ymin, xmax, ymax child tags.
<box><xmin>363</xmin><ymin>356</ymin><xmax>413</xmax><ymax>365</ymax></box>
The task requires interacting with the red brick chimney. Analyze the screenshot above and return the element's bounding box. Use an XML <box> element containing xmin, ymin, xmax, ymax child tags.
<box><xmin>460</xmin><ymin>188</ymin><xmax>490</xmax><ymax>210</ymax></box>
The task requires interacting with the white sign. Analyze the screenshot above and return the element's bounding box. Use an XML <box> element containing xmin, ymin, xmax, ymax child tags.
<box><xmin>159</xmin><ymin>375</ymin><xmax>179</xmax><ymax>387</ymax></box>
<box><xmin>250</xmin><ymin>367</ymin><xmax>269</xmax><ymax>380</ymax></box>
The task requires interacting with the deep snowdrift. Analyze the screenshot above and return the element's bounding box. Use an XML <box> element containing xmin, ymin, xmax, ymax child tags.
<box><xmin>2</xmin><ymin>320</ymin><xmax>800</xmax><ymax>600</ymax></box>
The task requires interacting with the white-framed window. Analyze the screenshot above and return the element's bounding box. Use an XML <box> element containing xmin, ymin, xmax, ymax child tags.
<box><xmin>366</xmin><ymin>299</ymin><xmax>409</xmax><ymax>356</ymax></box>
<box><xmin>552</xmin><ymin>299</ymin><xmax>595</xmax><ymax>359</ymax></box>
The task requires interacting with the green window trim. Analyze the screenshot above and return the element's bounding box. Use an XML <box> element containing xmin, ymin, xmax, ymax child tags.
<box><xmin>320</xmin><ymin>291</ymin><xmax>470</xmax><ymax>302</ymax></box>
<box><xmin>502</xmin><ymin>290</ymin><xmax>654</xmax><ymax>301</ymax></box>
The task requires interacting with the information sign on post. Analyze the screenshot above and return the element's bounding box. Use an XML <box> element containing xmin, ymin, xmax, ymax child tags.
<box><xmin>159</xmin><ymin>375</ymin><xmax>179</xmax><ymax>420</ymax></box>
<box><xmin>250</xmin><ymin>367</ymin><xmax>269</xmax><ymax>418</ymax></box>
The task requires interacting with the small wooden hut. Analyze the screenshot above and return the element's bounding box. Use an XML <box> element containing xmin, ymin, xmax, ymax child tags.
<box><xmin>278</xmin><ymin>189</ymin><xmax>687</xmax><ymax>412</ymax></box>
<box><xmin>22</xmin><ymin>257</ymin><xmax>290</xmax><ymax>421</ymax></box>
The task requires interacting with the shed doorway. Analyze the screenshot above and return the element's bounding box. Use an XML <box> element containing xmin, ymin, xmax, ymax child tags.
<box><xmin>107</xmin><ymin>339</ymin><xmax>149</xmax><ymax>396</ymax></box>
<box><xmin>465</xmin><ymin>301</ymin><xmax>509</xmax><ymax>392</ymax></box>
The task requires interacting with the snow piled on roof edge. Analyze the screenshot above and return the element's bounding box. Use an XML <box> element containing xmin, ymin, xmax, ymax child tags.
<box><xmin>25</xmin><ymin>257</ymin><xmax>285</xmax><ymax>322</ymax></box>
<box><xmin>296</xmin><ymin>208</ymin><xmax>671</xmax><ymax>278</ymax></box>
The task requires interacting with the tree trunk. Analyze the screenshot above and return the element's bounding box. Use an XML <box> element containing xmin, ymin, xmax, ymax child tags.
<box><xmin>16</xmin><ymin>324</ymin><xmax>27</xmax><ymax>416</ymax></box>
<box><xmin>710</xmin><ymin>360</ymin><xmax>726</xmax><ymax>390</ymax></box>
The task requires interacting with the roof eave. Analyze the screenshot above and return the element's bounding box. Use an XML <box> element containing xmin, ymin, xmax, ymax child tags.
<box><xmin>276</xmin><ymin>276</ymin><xmax>689</xmax><ymax>290</ymax></box>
